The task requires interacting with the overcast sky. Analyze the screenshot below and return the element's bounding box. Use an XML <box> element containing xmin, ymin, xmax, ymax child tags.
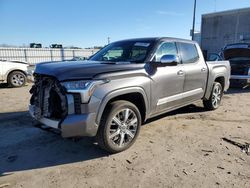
<box><xmin>1</xmin><ymin>0</ymin><xmax>250</xmax><ymax>47</ymax></box>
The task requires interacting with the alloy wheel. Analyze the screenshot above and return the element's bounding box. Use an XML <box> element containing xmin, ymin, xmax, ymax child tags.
<box><xmin>212</xmin><ymin>84</ymin><xmax>222</xmax><ymax>108</ymax></box>
<box><xmin>108</xmin><ymin>108</ymin><xmax>138</xmax><ymax>148</ymax></box>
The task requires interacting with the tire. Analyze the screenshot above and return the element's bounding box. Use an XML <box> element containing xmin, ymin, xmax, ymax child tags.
<box><xmin>7</xmin><ymin>71</ymin><xmax>27</xmax><ymax>87</ymax></box>
<box><xmin>203</xmin><ymin>82</ymin><xmax>223</xmax><ymax>110</ymax></box>
<box><xmin>96</xmin><ymin>100</ymin><xmax>141</xmax><ymax>153</ymax></box>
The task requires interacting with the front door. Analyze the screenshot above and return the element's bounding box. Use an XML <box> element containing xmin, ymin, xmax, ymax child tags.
<box><xmin>150</xmin><ymin>41</ymin><xmax>185</xmax><ymax>115</ymax></box>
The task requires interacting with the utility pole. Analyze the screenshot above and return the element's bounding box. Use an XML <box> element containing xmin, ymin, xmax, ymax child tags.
<box><xmin>191</xmin><ymin>0</ymin><xmax>197</xmax><ymax>40</ymax></box>
<box><xmin>214</xmin><ymin>0</ymin><xmax>217</xmax><ymax>12</ymax></box>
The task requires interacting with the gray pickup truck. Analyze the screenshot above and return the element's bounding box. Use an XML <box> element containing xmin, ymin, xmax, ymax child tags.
<box><xmin>29</xmin><ymin>38</ymin><xmax>230</xmax><ymax>153</ymax></box>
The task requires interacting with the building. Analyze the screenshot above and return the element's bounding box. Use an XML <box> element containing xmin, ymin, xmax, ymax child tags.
<box><xmin>193</xmin><ymin>32</ymin><xmax>201</xmax><ymax>46</ymax></box>
<box><xmin>201</xmin><ymin>7</ymin><xmax>250</xmax><ymax>54</ymax></box>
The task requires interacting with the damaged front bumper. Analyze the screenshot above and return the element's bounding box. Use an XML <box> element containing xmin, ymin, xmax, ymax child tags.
<box><xmin>29</xmin><ymin>76</ymin><xmax>101</xmax><ymax>138</ymax></box>
<box><xmin>29</xmin><ymin>104</ymin><xmax>99</xmax><ymax>137</ymax></box>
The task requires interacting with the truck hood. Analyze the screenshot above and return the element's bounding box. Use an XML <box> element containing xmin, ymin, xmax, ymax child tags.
<box><xmin>223</xmin><ymin>48</ymin><xmax>250</xmax><ymax>60</ymax></box>
<box><xmin>35</xmin><ymin>60</ymin><xmax>145</xmax><ymax>81</ymax></box>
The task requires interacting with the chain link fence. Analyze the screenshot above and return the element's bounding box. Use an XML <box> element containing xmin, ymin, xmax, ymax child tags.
<box><xmin>0</xmin><ymin>48</ymin><xmax>99</xmax><ymax>65</ymax></box>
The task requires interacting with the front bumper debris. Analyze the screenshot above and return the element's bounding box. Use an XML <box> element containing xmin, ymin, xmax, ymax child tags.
<box><xmin>29</xmin><ymin>104</ymin><xmax>98</xmax><ymax>137</ymax></box>
<box><xmin>29</xmin><ymin>75</ymin><xmax>101</xmax><ymax>138</ymax></box>
<box><xmin>29</xmin><ymin>105</ymin><xmax>59</xmax><ymax>129</ymax></box>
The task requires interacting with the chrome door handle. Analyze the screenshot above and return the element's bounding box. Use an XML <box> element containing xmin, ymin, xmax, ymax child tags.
<box><xmin>177</xmin><ymin>70</ymin><xmax>184</xmax><ymax>76</ymax></box>
<box><xmin>201</xmin><ymin>68</ymin><xmax>207</xmax><ymax>72</ymax></box>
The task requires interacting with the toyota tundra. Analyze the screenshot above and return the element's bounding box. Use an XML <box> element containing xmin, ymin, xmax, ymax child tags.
<box><xmin>29</xmin><ymin>38</ymin><xmax>230</xmax><ymax>153</ymax></box>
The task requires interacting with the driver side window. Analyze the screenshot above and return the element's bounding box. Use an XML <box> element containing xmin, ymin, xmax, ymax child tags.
<box><xmin>154</xmin><ymin>42</ymin><xmax>178</xmax><ymax>62</ymax></box>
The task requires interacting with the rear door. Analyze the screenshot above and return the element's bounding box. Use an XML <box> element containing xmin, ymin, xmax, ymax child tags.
<box><xmin>177</xmin><ymin>42</ymin><xmax>207</xmax><ymax>102</ymax></box>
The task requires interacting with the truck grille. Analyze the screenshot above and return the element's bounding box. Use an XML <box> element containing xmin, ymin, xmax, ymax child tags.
<box><xmin>30</xmin><ymin>75</ymin><xmax>67</xmax><ymax>120</ymax></box>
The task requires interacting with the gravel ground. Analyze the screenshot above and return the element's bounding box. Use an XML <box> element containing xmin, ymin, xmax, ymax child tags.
<box><xmin>0</xmin><ymin>84</ymin><xmax>249</xmax><ymax>188</ymax></box>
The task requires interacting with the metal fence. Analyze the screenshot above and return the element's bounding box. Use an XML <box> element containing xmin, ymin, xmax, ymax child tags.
<box><xmin>0</xmin><ymin>48</ymin><xmax>99</xmax><ymax>65</ymax></box>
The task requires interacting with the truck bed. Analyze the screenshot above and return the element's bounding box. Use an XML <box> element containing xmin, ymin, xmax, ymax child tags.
<box><xmin>204</xmin><ymin>61</ymin><xmax>231</xmax><ymax>99</ymax></box>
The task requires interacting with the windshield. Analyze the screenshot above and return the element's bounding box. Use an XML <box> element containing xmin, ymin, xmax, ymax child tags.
<box><xmin>89</xmin><ymin>40</ymin><xmax>155</xmax><ymax>63</ymax></box>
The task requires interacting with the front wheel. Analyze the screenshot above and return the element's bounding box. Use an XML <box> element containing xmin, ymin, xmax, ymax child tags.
<box><xmin>203</xmin><ymin>82</ymin><xmax>223</xmax><ymax>110</ymax></box>
<box><xmin>96</xmin><ymin>100</ymin><xmax>141</xmax><ymax>153</ymax></box>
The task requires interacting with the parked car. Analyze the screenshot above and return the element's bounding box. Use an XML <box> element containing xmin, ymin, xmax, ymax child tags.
<box><xmin>221</xmin><ymin>43</ymin><xmax>250</xmax><ymax>88</ymax></box>
<box><xmin>0</xmin><ymin>60</ymin><xmax>29</xmax><ymax>87</ymax></box>
<box><xmin>29</xmin><ymin>37</ymin><xmax>230</xmax><ymax>153</ymax></box>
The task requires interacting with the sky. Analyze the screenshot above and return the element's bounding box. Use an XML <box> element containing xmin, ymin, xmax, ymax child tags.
<box><xmin>0</xmin><ymin>0</ymin><xmax>250</xmax><ymax>48</ymax></box>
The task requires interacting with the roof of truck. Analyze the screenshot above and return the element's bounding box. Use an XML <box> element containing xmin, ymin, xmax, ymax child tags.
<box><xmin>115</xmin><ymin>37</ymin><xmax>196</xmax><ymax>44</ymax></box>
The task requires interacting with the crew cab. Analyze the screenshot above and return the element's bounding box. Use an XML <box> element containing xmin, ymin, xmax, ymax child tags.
<box><xmin>29</xmin><ymin>38</ymin><xmax>230</xmax><ymax>153</ymax></box>
<box><xmin>222</xmin><ymin>43</ymin><xmax>250</xmax><ymax>88</ymax></box>
<box><xmin>0</xmin><ymin>60</ymin><xmax>28</xmax><ymax>87</ymax></box>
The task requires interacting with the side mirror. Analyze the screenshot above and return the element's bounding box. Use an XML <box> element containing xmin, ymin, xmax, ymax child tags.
<box><xmin>159</xmin><ymin>55</ymin><xmax>179</xmax><ymax>66</ymax></box>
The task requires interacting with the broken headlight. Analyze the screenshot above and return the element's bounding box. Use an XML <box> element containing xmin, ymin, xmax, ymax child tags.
<box><xmin>61</xmin><ymin>80</ymin><xmax>108</xmax><ymax>103</ymax></box>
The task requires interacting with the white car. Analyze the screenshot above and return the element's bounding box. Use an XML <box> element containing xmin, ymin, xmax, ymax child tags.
<box><xmin>0</xmin><ymin>60</ymin><xmax>29</xmax><ymax>87</ymax></box>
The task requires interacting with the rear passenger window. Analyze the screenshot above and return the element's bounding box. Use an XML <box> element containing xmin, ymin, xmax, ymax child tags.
<box><xmin>178</xmin><ymin>43</ymin><xmax>199</xmax><ymax>64</ymax></box>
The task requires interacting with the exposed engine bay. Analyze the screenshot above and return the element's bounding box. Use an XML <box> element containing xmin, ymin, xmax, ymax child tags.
<box><xmin>30</xmin><ymin>75</ymin><xmax>67</xmax><ymax>120</ymax></box>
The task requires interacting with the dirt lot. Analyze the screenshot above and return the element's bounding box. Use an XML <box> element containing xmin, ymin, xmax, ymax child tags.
<box><xmin>0</xmin><ymin>84</ymin><xmax>249</xmax><ymax>188</ymax></box>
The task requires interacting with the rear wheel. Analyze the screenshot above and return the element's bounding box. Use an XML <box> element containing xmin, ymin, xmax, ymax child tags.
<box><xmin>96</xmin><ymin>100</ymin><xmax>141</xmax><ymax>153</ymax></box>
<box><xmin>203</xmin><ymin>82</ymin><xmax>223</xmax><ymax>110</ymax></box>
<box><xmin>7</xmin><ymin>71</ymin><xmax>27</xmax><ymax>87</ymax></box>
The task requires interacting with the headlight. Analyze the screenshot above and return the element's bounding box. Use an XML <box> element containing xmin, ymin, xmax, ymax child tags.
<box><xmin>61</xmin><ymin>80</ymin><xmax>92</xmax><ymax>90</ymax></box>
<box><xmin>61</xmin><ymin>80</ymin><xmax>108</xmax><ymax>103</ymax></box>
